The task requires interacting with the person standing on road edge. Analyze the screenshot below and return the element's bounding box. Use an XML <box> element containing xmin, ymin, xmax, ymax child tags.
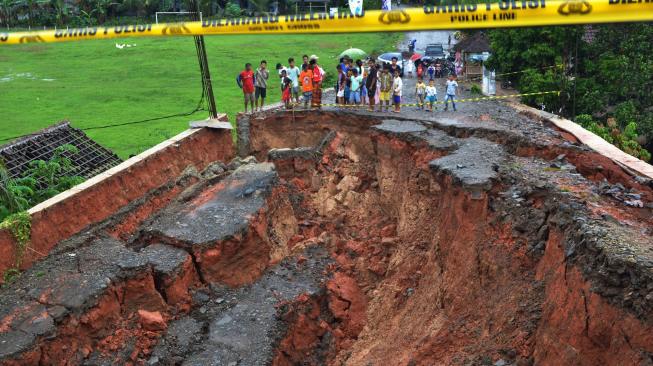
<box><xmin>415</xmin><ymin>77</ymin><xmax>426</xmax><ymax>110</ymax></box>
<box><xmin>281</xmin><ymin>70</ymin><xmax>292</xmax><ymax>109</ymax></box>
<box><xmin>390</xmin><ymin>56</ymin><xmax>403</xmax><ymax>78</ymax></box>
<box><xmin>302</xmin><ymin>55</ymin><xmax>309</xmax><ymax>70</ymax></box>
<box><xmin>287</xmin><ymin>58</ymin><xmax>301</xmax><ymax>103</ymax></box>
<box><xmin>336</xmin><ymin>64</ymin><xmax>346</xmax><ymax>105</ymax></box>
<box><xmin>238</xmin><ymin>62</ymin><xmax>255</xmax><ymax>114</ymax></box>
<box><xmin>378</xmin><ymin>65</ymin><xmax>392</xmax><ymax>112</ymax></box>
<box><xmin>445</xmin><ymin>74</ymin><xmax>458</xmax><ymax>111</ymax></box>
<box><xmin>392</xmin><ymin>69</ymin><xmax>403</xmax><ymax>113</ymax></box>
<box><xmin>299</xmin><ymin>63</ymin><xmax>313</xmax><ymax>109</ymax></box>
<box><xmin>309</xmin><ymin>56</ymin><xmax>323</xmax><ymax>109</ymax></box>
<box><xmin>345</xmin><ymin>68</ymin><xmax>353</xmax><ymax>105</ymax></box>
<box><xmin>255</xmin><ymin>60</ymin><xmax>269</xmax><ymax>112</ymax></box>
<box><xmin>349</xmin><ymin>68</ymin><xmax>363</xmax><ymax>106</ymax></box>
<box><xmin>426</xmin><ymin>79</ymin><xmax>438</xmax><ymax>112</ymax></box>
<box><xmin>366</xmin><ymin>59</ymin><xmax>378</xmax><ymax>112</ymax></box>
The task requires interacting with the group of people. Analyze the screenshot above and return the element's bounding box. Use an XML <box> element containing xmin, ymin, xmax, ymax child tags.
<box><xmin>237</xmin><ymin>54</ymin><xmax>325</xmax><ymax>113</ymax></box>
<box><xmin>237</xmin><ymin>54</ymin><xmax>459</xmax><ymax>114</ymax></box>
<box><xmin>336</xmin><ymin>55</ymin><xmax>459</xmax><ymax>112</ymax></box>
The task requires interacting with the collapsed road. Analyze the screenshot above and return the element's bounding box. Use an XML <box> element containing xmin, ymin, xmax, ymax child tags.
<box><xmin>1</xmin><ymin>93</ymin><xmax>652</xmax><ymax>365</ymax></box>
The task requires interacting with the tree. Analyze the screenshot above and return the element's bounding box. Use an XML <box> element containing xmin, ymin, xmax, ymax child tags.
<box><xmin>0</xmin><ymin>0</ymin><xmax>17</xmax><ymax>28</ymax></box>
<box><xmin>487</xmin><ymin>24</ymin><xmax>653</xmax><ymax>157</ymax></box>
<box><xmin>49</xmin><ymin>0</ymin><xmax>68</xmax><ymax>26</ymax></box>
<box><xmin>486</xmin><ymin>26</ymin><xmax>583</xmax><ymax>116</ymax></box>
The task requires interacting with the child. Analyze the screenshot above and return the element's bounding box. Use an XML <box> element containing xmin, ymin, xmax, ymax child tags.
<box><xmin>349</xmin><ymin>69</ymin><xmax>363</xmax><ymax>105</ymax></box>
<box><xmin>336</xmin><ymin>65</ymin><xmax>346</xmax><ymax>105</ymax></box>
<box><xmin>299</xmin><ymin>63</ymin><xmax>313</xmax><ymax>109</ymax></box>
<box><xmin>344</xmin><ymin>69</ymin><xmax>353</xmax><ymax>104</ymax></box>
<box><xmin>435</xmin><ymin>61</ymin><xmax>443</xmax><ymax>79</ymax></box>
<box><xmin>416</xmin><ymin>62</ymin><xmax>424</xmax><ymax>80</ymax></box>
<box><xmin>287</xmin><ymin>58</ymin><xmax>301</xmax><ymax>103</ymax></box>
<box><xmin>361</xmin><ymin>67</ymin><xmax>368</xmax><ymax>106</ymax></box>
<box><xmin>378</xmin><ymin>66</ymin><xmax>392</xmax><ymax>112</ymax></box>
<box><xmin>415</xmin><ymin>77</ymin><xmax>426</xmax><ymax>110</ymax></box>
<box><xmin>425</xmin><ymin>79</ymin><xmax>438</xmax><ymax>112</ymax></box>
<box><xmin>392</xmin><ymin>70</ymin><xmax>403</xmax><ymax>113</ymax></box>
<box><xmin>281</xmin><ymin>70</ymin><xmax>292</xmax><ymax>109</ymax></box>
<box><xmin>237</xmin><ymin>63</ymin><xmax>255</xmax><ymax>114</ymax></box>
<box><xmin>405</xmin><ymin>60</ymin><xmax>415</xmax><ymax>79</ymax></box>
<box><xmin>445</xmin><ymin>75</ymin><xmax>458</xmax><ymax>111</ymax></box>
<box><xmin>427</xmin><ymin>63</ymin><xmax>436</xmax><ymax>81</ymax></box>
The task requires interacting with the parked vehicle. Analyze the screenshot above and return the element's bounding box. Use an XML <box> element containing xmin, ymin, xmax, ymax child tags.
<box><xmin>377</xmin><ymin>52</ymin><xmax>406</xmax><ymax>72</ymax></box>
<box><xmin>421</xmin><ymin>44</ymin><xmax>446</xmax><ymax>63</ymax></box>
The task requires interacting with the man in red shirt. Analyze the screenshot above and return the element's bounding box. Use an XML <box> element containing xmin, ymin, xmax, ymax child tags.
<box><xmin>238</xmin><ymin>63</ymin><xmax>255</xmax><ymax>113</ymax></box>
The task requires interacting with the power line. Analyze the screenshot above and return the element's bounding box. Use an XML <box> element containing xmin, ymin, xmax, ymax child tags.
<box><xmin>0</xmin><ymin>92</ymin><xmax>205</xmax><ymax>143</ymax></box>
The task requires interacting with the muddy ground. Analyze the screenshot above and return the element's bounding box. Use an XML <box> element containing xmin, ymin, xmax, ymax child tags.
<box><xmin>1</xmin><ymin>91</ymin><xmax>652</xmax><ymax>365</ymax></box>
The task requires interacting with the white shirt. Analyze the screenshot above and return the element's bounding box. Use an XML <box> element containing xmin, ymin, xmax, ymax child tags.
<box><xmin>446</xmin><ymin>80</ymin><xmax>458</xmax><ymax>95</ymax></box>
<box><xmin>286</xmin><ymin>66</ymin><xmax>300</xmax><ymax>87</ymax></box>
<box><xmin>393</xmin><ymin>77</ymin><xmax>403</xmax><ymax>96</ymax></box>
<box><xmin>426</xmin><ymin>85</ymin><xmax>437</xmax><ymax>97</ymax></box>
<box><xmin>278</xmin><ymin>67</ymin><xmax>287</xmax><ymax>85</ymax></box>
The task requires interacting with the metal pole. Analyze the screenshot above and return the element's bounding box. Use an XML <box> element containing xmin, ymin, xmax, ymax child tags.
<box><xmin>190</xmin><ymin>2</ymin><xmax>218</xmax><ymax>118</ymax></box>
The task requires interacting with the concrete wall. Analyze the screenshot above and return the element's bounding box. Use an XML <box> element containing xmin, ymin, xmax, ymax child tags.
<box><xmin>0</xmin><ymin>126</ymin><xmax>234</xmax><ymax>278</ymax></box>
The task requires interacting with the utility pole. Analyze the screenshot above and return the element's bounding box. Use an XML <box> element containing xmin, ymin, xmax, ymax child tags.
<box><xmin>189</xmin><ymin>1</ymin><xmax>218</xmax><ymax>119</ymax></box>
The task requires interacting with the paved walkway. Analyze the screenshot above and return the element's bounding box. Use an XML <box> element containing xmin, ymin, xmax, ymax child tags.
<box><xmin>510</xmin><ymin>103</ymin><xmax>653</xmax><ymax>179</ymax></box>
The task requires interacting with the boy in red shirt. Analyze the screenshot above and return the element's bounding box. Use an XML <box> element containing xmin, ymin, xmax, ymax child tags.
<box><xmin>280</xmin><ymin>69</ymin><xmax>292</xmax><ymax>109</ymax></box>
<box><xmin>238</xmin><ymin>63</ymin><xmax>255</xmax><ymax>113</ymax></box>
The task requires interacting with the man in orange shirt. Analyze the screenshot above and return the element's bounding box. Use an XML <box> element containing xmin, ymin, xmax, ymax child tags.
<box><xmin>299</xmin><ymin>63</ymin><xmax>313</xmax><ymax>109</ymax></box>
<box><xmin>309</xmin><ymin>57</ymin><xmax>323</xmax><ymax>109</ymax></box>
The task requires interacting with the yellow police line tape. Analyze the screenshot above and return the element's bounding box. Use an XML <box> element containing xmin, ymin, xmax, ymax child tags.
<box><xmin>316</xmin><ymin>90</ymin><xmax>560</xmax><ymax>107</ymax></box>
<box><xmin>1</xmin><ymin>1</ymin><xmax>652</xmax><ymax>45</ymax></box>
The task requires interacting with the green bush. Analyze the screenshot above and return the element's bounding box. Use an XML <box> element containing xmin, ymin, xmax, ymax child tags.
<box><xmin>225</xmin><ymin>1</ymin><xmax>242</xmax><ymax>18</ymax></box>
<box><xmin>614</xmin><ymin>101</ymin><xmax>638</xmax><ymax>129</ymax></box>
<box><xmin>363</xmin><ymin>0</ymin><xmax>381</xmax><ymax>10</ymax></box>
<box><xmin>574</xmin><ymin>114</ymin><xmax>594</xmax><ymax>128</ymax></box>
<box><xmin>470</xmin><ymin>84</ymin><xmax>482</xmax><ymax>95</ymax></box>
<box><xmin>575</xmin><ymin>115</ymin><xmax>650</xmax><ymax>162</ymax></box>
<box><xmin>0</xmin><ymin>144</ymin><xmax>85</xmax><ymax>222</ymax></box>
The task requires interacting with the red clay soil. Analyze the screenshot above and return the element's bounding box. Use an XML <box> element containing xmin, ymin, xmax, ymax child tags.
<box><xmin>193</xmin><ymin>186</ymin><xmax>296</xmax><ymax>287</ymax></box>
<box><xmin>0</xmin><ymin>128</ymin><xmax>234</xmax><ymax>280</ymax></box>
<box><xmin>534</xmin><ymin>230</ymin><xmax>653</xmax><ymax>366</ymax></box>
<box><xmin>516</xmin><ymin>145</ymin><xmax>653</xmax><ymax>201</ymax></box>
<box><xmin>3</xmin><ymin>110</ymin><xmax>653</xmax><ymax>365</ymax></box>
<box><xmin>109</xmin><ymin>181</ymin><xmax>195</xmax><ymax>241</ymax></box>
<box><xmin>273</xmin><ymin>294</ymin><xmax>329</xmax><ymax>365</ymax></box>
<box><xmin>155</xmin><ymin>255</ymin><xmax>200</xmax><ymax>313</ymax></box>
<box><xmin>4</xmin><ymin>272</ymin><xmax>168</xmax><ymax>366</ymax></box>
<box><xmin>253</xmin><ymin>111</ymin><xmax>653</xmax><ymax>365</ymax></box>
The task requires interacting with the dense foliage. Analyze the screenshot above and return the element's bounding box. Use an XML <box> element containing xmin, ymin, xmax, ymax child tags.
<box><xmin>0</xmin><ymin>144</ymin><xmax>85</xmax><ymax>222</ymax></box>
<box><xmin>0</xmin><ymin>0</ymin><xmax>372</xmax><ymax>27</ymax></box>
<box><xmin>486</xmin><ymin>24</ymin><xmax>653</xmax><ymax>159</ymax></box>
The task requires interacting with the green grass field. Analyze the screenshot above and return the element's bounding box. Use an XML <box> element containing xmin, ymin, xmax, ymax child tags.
<box><xmin>0</xmin><ymin>33</ymin><xmax>401</xmax><ymax>159</ymax></box>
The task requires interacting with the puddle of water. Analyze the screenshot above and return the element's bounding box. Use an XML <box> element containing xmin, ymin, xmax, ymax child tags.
<box><xmin>0</xmin><ymin>72</ymin><xmax>55</xmax><ymax>83</ymax></box>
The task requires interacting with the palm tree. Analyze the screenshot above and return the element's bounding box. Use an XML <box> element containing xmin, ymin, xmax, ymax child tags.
<box><xmin>49</xmin><ymin>0</ymin><xmax>68</xmax><ymax>26</ymax></box>
<box><xmin>247</xmin><ymin>0</ymin><xmax>269</xmax><ymax>14</ymax></box>
<box><xmin>13</xmin><ymin>0</ymin><xmax>47</xmax><ymax>27</ymax></box>
<box><xmin>0</xmin><ymin>0</ymin><xmax>16</xmax><ymax>28</ymax></box>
